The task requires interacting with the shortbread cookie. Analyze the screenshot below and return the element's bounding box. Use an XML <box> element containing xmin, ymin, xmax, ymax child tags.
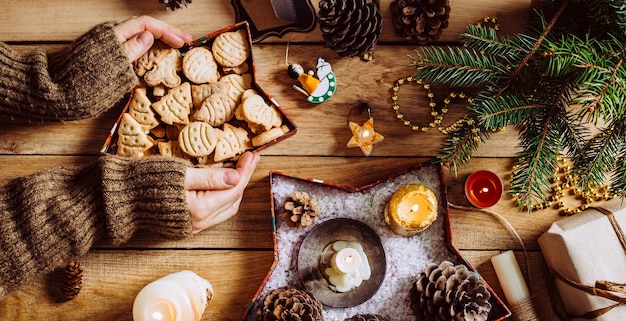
<box><xmin>152</xmin><ymin>82</ymin><xmax>192</xmax><ymax>125</ymax></box>
<box><xmin>214</xmin><ymin>123</ymin><xmax>251</xmax><ymax>162</ymax></box>
<box><xmin>182</xmin><ymin>47</ymin><xmax>221</xmax><ymax>84</ymax></box>
<box><xmin>134</xmin><ymin>42</ymin><xmax>170</xmax><ymax>76</ymax></box>
<box><xmin>116</xmin><ymin>113</ymin><xmax>155</xmax><ymax>157</ymax></box>
<box><xmin>222</xmin><ymin>62</ymin><xmax>249</xmax><ymax>75</ymax></box>
<box><xmin>192</xmin><ymin>93</ymin><xmax>237</xmax><ymax>127</ymax></box>
<box><xmin>128</xmin><ymin>87</ymin><xmax>159</xmax><ymax>133</ymax></box>
<box><xmin>144</xmin><ymin>48</ymin><xmax>182</xmax><ymax>88</ymax></box>
<box><xmin>219</xmin><ymin>73</ymin><xmax>253</xmax><ymax>103</ymax></box>
<box><xmin>251</xmin><ymin>125</ymin><xmax>289</xmax><ymax>147</ymax></box>
<box><xmin>178</xmin><ymin>121</ymin><xmax>223</xmax><ymax>157</ymax></box>
<box><xmin>235</xmin><ymin>93</ymin><xmax>283</xmax><ymax>134</ymax></box>
<box><xmin>157</xmin><ymin>140</ymin><xmax>185</xmax><ymax>158</ymax></box>
<box><xmin>191</xmin><ymin>82</ymin><xmax>229</xmax><ymax>110</ymax></box>
<box><xmin>241</xmin><ymin>88</ymin><xmax>258</xmax><ymax>101</ymax></box>
<box><xmin>212</xmin><ymin>29</ymin><xmax>250</xmax><ymax>67</ymax></box>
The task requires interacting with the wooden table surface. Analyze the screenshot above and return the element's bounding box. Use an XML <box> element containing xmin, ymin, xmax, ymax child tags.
<box><xmin>0</xmin><ymin>1</ymin><xmax>568</xmax><ymax>320</ymax></box>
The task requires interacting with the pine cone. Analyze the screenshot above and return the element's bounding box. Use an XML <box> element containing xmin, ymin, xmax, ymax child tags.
<box><xmin>390</xmin><ymin>0</ymin><xmax>451</xmax><ymax>45</ymax></box>
<box><xmin>61</xmin><ymin>261</ymin><xmax>83</xmax><ymax>301</ymax></box>
<box><xmin>410</xmin><ymin>261</ymin><xmax>492</xmax><ymax>321</ymax></box>
<box><xmin>344</xmin><ymin>314</ymin><xmax>389</xmax><ymax>321</ymax></box>
<box><xmin>158</xmin><ymin>0</ymin><xmax>192</xmax><ymax>10</ymax></box>
<box><xmin>256</xmin><ymin>286</ymin><xmax>325</xmax><ymax>321</ymax></box>
<box><xmin>282</xmin><ymin>191</ymin><xmax>320</xmax><ymax>228</ymax></box>
<box><xmin>318</xmin><ymin>0</ymin><xmax>383</xmax><ymax>59</ymax></box>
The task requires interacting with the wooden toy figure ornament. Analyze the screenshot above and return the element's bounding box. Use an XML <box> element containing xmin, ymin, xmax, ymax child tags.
<box><xmin>287</xmin><ymin>57</ymin><xmax>337</xmax><ymax>103</ymax></box>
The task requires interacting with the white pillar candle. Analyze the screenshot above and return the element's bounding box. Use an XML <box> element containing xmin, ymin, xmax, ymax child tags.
<box><xmin>331</xmin><ymin>247</ymin><xmax>362</xmax><ymax>274</ymax></box>
<box><xmin>133</xmin><ymin>270</ymin><xmax>214</xmax><ymax>321</ymax></box>
<box><xmin>491</xmin><ymin>250</ymin><xmax>530</xmax><ymax>304</ymax></box>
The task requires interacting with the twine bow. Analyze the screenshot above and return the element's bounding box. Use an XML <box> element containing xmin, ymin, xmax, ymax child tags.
<box><xmin>550</xmin><ymin>206</ymin><xmax>626</xmax><ymax>319</ymax></box>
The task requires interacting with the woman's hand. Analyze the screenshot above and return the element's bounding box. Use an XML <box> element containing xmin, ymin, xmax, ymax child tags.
<box><xmin>113</xmin><ymin>15</ymin><xmax>193</xmax><ymax>62</ymax></box>
<box><xmin>185</xmin><ymin>152</ymin><xmax>261</xmax><ymax>233</ymax></box>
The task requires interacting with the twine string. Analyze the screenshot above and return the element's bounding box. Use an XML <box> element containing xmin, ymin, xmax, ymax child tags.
<box><xmin>447</xmin><ymin>202</ymin><xmax>532</xmax><ymax>284</ymax></box>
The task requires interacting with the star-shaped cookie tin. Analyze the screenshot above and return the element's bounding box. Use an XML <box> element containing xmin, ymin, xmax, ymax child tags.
<box><xmin>242</xmin><ymin>161</ymin><xmax>511</xmax><ymax>320</ymax></box>
<box><xmin>101</xmin><ymin>22</ymin><xmax>297</xmax><ymax>162</ymax></box>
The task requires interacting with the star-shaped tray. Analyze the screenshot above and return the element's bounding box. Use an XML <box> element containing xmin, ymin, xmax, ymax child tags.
<box><xmin>242</xmin><ymin>161</ymin><xmax>511</xmax><ymax>321</ymax></box>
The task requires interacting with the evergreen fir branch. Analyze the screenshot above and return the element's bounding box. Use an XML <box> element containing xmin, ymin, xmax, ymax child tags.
<box><xmin>470</xmin><ymin>90</ymin><xmax>541</xmax><ymax>130</ymax></box>
<box><xmin>498</xmin><ymin>0</ymin><xmax>570</xmax><ymax>97</ymax></box>
<box><xmin>510</xmin><ymin>113</ymin><xmax>563</xmax><ymax>208</ymax></box>
<box><xmin>459</xmin><ymin>25</ymin><xmax>529</xmax><ymax>66</ymax></box>
<box><xmin>409</xmin><ymin>47</ymin><xmax>501</xmax><ymax>87</ymax></box>
<box><xmin>557</xmin><ymin>109</ymin><xmax>589</xmax><ymax>160</ymax></box>
<box><xmin>436</xmin><ymin>120</ymin><xmax>483</xmax><ymax>169</ymax></box>
<box><xmin>573</xmin><ymin>124</ymin><xmax>624</xmax><ymax>190</ymax></box>
<box><xmin>609</xmin><ymin>149</ymin><xmax>626</xmax><ymax>196</ymax></box>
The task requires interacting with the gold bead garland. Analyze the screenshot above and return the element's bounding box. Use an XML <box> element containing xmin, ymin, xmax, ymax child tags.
<box><xmin>516</xmin><ymin>157</ymin><xmax>618</xmax><ymax>214</ymax></box>
<box><xmin>391</xmin><ymin>76</ymin><xmax>473</xmax><ymax>134</ymax></box>
<box><xmin>391</xmin><ymin>17</ymin><xmax>504</xmax><ymax>135</ymax></box>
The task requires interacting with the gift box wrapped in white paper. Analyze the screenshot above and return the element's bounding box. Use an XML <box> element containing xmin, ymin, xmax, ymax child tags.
<box><xmin>538</xmin><ymin>199</ymin><xmax>626</xmax><ymax>321</ymax></box>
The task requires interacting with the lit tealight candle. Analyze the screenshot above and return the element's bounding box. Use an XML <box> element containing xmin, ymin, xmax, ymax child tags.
<box><xmin>331</xmin><ymin>247</ymin><xmax>362</xmax><ymax>274</ymax></box>
<box><xmin>358</xmin><ymin>127</ymin><xmax>373</xmax><ymax>143</ymax></box>
<box><xmin>384</xmin><ymin>184</ymin><xmax>438</xmax><ymax>236</ymax></box>
<box><xmin>133</xmin><ymin>270</ymin><xmax>214</xmax><ymax>321</ymax></box>
<box><xmin>464</xmin><ymin>170</ymin><xmax>503</xmax><ymax>208</ymax></box>
<box><xmin>323</xmin><ymin>241</ymin><xmax>371</xmax><ymax>293</ymax></box>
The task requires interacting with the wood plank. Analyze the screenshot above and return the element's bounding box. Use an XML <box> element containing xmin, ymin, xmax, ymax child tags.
<box><xmin>1</xmin><ymin>0</ymin><xmax>533</xmax><ymax>43</ymax></box>
<box><xmin>0</xmin><ymin>249</ymin><xmax>561</xmax><ymax>321</ymax></box>
<box><xmin>0</xmin><ymin>250</ymin><xmax>275</xmax><ymax>321</ymax></box>
<box><xmin>0</xmin><ymin>155</ymin><xmax>563</xmax><ymax>252</ymax></box>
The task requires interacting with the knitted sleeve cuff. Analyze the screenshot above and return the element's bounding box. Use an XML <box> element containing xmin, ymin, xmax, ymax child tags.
<box><xmin>47</xmin><ymin>22</ymin><xmax>139</xmax><ymax>120</ymax></box>
<box><xmin>99</xmin><ymin>156</ymin><xmax>193</xmax><ymax>245</ymax></box>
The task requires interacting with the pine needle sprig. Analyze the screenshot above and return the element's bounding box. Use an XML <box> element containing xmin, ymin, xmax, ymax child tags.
<box><xmin>459</xmin><ymin>25</ymin><xmax>529</xmax><ymax>66</ymax></box>
<box><xmin>573</xmin><ymin>123</ymin><xmax>624</xmax><ymax>190</ymax></box>
<box><xmin>409</xmin><ymin>47</ymin><xmax>501</xmax><ymax>87</ymax></box>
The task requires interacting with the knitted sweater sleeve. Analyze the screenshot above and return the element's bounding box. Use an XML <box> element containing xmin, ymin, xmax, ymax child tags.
<box><xmin>0</xmin><ymin>156</ymin><xmax>193</xmax><ymax>299</ymax></box>
<box><xmin>0</xmin><ymin>22</ymin><xmax>139</xmax><ymax>122</ymax></box>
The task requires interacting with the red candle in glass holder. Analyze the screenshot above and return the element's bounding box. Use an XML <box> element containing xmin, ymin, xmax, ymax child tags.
<box><xmin>464</xmin><ymin>170</ymin><xmax>503</xmax><ymax>208</ymax></box>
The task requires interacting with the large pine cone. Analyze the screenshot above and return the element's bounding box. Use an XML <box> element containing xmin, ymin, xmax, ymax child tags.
<box><xmin>410</xmin><ymin>261</ymin><xmax>492</xmax><ymax>321</ymax></box>
<box><xmin>344</xmin><ymin>314</ymin><xmax>389</xmax><ymax>321</ymax></box>
<box><xmin>257</xmin><ymin>286</ymin><xmax>325</xmax><ymax>321</ymax></box>
<box><xmin>390</xmin><ymin>0</ymin><xmax>451</xmax><ymax>45</ymax></box>
<box><xmin>282</xmin><ymin>191</ymin><xmax>320</xmax><ymax>228</ymax></box>
<box><xmin>318</xmin><ymin>0</ymin><xmax>383</xmax><ymax>59</ymax></box>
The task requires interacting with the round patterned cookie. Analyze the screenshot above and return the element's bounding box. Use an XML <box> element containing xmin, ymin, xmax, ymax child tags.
<box><xmin>178</xmin><ymin>121</ymin><xmax>223</xmax><ymax>157</ymax></box>
<box><xmin>212</xmin><ymin>29</ymin><xmax>250</xmax><ymax>68</ymax></box>
<box><xmin>182</xmin><ymin>47</ymin><xmax>221</xmax><ymax>84</ymax></box>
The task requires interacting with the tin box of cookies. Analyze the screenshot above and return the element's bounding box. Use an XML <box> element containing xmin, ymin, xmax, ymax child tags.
<box><xmin>100</xmin><ymin>21</ymin><xmax>297</xmax><ymax>165</ymax></box>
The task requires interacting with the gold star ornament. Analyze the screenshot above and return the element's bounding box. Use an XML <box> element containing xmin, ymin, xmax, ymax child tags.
<box><xmin>347</xmin><ymin>118</ymin><xmax>384</xmax><ymax>156</ymax></box>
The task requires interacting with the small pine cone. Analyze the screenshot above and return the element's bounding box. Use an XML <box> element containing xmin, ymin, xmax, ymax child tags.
<box><xmin>410</xmin><ymin>261</ymin><xmax>492</xmax><ymax>321</ymax></box>
<box><xmin>282</xmin><ymin>191</ymin><xmax>320</xmax><ymax>228</ymax></box>
<box><xmin>61</xmin><ymin>261</ymin><xmax>83</xmax><ymax>301</ymax></box>
<box><xmin>344</xmin><ymin>314</ymin><xmax>389</xmax><ymax>321</ymax></box>
<box><xmin>256</xmin><ymin>285</ymin><xmax>325</xmax><ymax>321</ymax></box>
<box><xmin>158</xmin><ymin>0</ymin><xmax>192</xmax><ymax>10</ymax></box>
<box><xmin>318</xmin><ymin>0</ymin><xmax>383</xmax><ymax>58</ymax></box>
<box><xmin>390</xmin><ymin>0</ymin><xmax>451</xmax><ymax>45</ymax></box>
